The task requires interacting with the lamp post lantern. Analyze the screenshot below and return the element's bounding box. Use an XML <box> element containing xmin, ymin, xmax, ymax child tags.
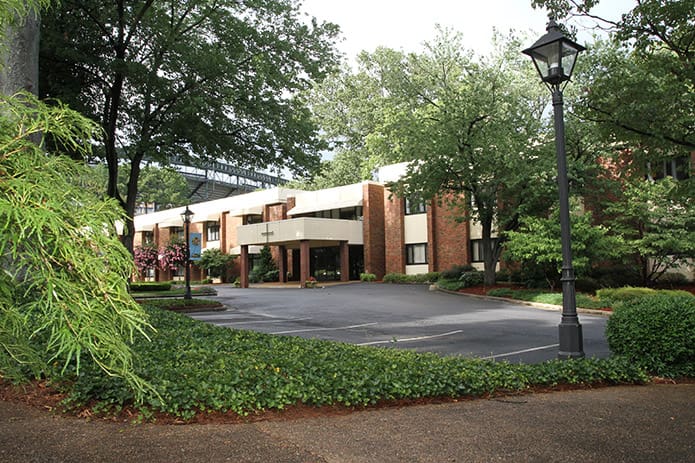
<box><xmin>180</xmin><ymin>206</ymin><xmax>194</xmax><ymax>300</ymax></box>
<box><xmin>523</xmin><ymin>19</ymin><xmax>585</xmax><ymax>359</ymax></box>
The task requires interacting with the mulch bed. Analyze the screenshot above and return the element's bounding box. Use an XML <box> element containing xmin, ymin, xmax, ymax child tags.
<box><xmin>1</xmin><ymin>378</ymin><xmax>667</xmax><ymax>426</ymax></box>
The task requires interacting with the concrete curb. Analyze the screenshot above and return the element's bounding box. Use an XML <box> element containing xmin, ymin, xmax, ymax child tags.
<box><xmin>433</xmin><ymin>285</ymin><xmax>612</xmax><ymax>317</ymax></box>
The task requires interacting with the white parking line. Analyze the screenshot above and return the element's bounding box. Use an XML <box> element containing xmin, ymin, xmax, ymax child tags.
<box><xmin>220</xmin><ymin>317</ymin><xmax>313</xmax><ymax>326</ymax></box>
<box><xmin>271</xmin><ymin>322</ymin><xmax>378</xmax><ymax>335</ymax></box>
<box><xmin>356</xmin><ymin>330</ymin><xmax>464</xmax><ymax>346</ymax></box>
<box><xmin>481</xmin><ymin>344</ymin><xmax>559</xmax><ymax>360</ymax></box>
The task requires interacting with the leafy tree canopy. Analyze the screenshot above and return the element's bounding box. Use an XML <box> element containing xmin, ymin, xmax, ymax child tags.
<box><xmin>532</xmin><ymin>0</ymin><xmax>694</xmax><ymax>154</ymax></box>
<box><xmin>310</xmin><ymin>29</ymin><xmax>568</xmax><ymax>284</ymax></box>
<box><xmin>40</xmin><ymin>0</ymin><xmax>341</xmax><ymax>251</ymax></box>
<box><xmin>0</xmin><ymin>92</ymin><xmax>151</xmax><ymax>392</ymax></box>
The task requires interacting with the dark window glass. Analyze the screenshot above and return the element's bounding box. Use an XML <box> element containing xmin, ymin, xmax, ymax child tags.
<box><xmin>405</xmin><ymin>196</ymin><xmax>426</xmax><ymax>215</ymax></box>
<box><xmin>406</xmin><ymin>243</ymin><xmax>428</xmax><ymax>265</ymax></box>
<box><xmin>206</xmin><ymin>221</ymin><xmax>220</xmax><ymax>241</ymax></box>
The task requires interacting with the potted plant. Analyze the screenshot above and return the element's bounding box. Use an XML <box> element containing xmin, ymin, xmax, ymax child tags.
<box><xmin>198</xmin><ymin>248</ymin><xmax>235</xmax><ymax>283</ymax></box>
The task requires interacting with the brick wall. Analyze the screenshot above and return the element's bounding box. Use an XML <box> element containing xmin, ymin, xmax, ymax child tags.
<box><xmin>383</xmin><ymin>189</ymin><xmax>405</xmax><ymax>274</ymax></box>
<box><xmin>363</xmin><ymin>183</ymin><xmax>386</xmax><ymax>279</ymax></box>
<box><xmin>430</xmin><ymin>198</ymin><xmax>470</xmax><ymax>271</ymax></box>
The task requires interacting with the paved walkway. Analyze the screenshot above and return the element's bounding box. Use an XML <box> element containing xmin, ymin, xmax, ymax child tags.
<box><xmin>1</xmin><ymin>383</ymin><xmax>693</xmax><ymax>462</ymax></box>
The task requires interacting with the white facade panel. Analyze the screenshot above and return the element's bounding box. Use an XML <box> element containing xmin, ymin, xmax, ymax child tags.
<box><xmin>404</xmin><ymin>214</ymin><xmax>428</xmax><ymax>243</ymax></box>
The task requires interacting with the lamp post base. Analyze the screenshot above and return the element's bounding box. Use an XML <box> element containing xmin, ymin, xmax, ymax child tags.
<box><xmin>558</xmin><ymin>322</ymin><xmax>585</xmax><ymax>359</ymax></box>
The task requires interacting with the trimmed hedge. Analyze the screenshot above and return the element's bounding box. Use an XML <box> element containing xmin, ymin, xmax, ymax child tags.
<box><xmin>382</xmin><ymin>272</ymin><xmax>440</xmax><ymax>284</ymax></box>
<box><xmin>597</xmin><ymin>287</ymin><xmax>693</xmax><ymax>305</ymax></box>
<box><xmin>606</xmin><ymin>294</ymin><xmax>695</xmax><ymax>377</ymax></box>
<box><xmin>130</xmin><ymin>282</ymin><xmax>172</xmax><ymax>292</ymax></box>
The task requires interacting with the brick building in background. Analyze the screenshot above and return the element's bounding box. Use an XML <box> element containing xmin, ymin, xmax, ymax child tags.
<box><xmin>132</xmin><ymin>163</ymin><xmax>482</xmax><ymax>287</ymax></box>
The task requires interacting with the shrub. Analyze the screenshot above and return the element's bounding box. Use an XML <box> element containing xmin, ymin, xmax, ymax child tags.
<box><xmin>133</xmin><ymin>245</ymin><xmax>159</xmax><ymax>276</ymax></box>
<box><xmin>383</xmin><ymin>272</ymin><xmax>409</xmax><ymax>283</ymax></box>
<box><xmin>596</xmin><ymin>286</ymin><xmax>657</xmax><ymax>304</ymax></box>
<box><xmin>655</xmin><ymin>272</ymin><xmax>690</xmax><ymax>287</ymax></box>
<box><xmin>458</xmin><ymin>271</ymin><xmax>484</xmax><ymax>288</ymax></box>
<box><xmin>198</xmin><ymin>248</ymin><xmax>235</xmax><ymax>279</ymax></box>
<box><xmin>440</xmin><ymin>264</ymin><xmax>475</xmax><ymax>280</ymax></box>
<box><xmin>575</xmin><ymin>277</ymin><xmax>601</xmax><ymax>294</ymax></box>
<box><xmin>360</xmin><ymin>272</ymin><xmax>376</xmax><ymax>282</ymax></box>
<box><xmin>130</xmin><ymin>282</ymin><xmax>172</xmax><ymax>292</ymax></box>
<box><xmin>606</xmin><ymin>294</ymin><xmax>695</xmax><ymax>376</ymax></box>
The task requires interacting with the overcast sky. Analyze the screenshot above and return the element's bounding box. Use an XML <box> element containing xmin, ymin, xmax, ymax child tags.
<box><xmin>300</xmin><ymin>0</ymin><xmax>636</xmax><ymax>61</ymax></box>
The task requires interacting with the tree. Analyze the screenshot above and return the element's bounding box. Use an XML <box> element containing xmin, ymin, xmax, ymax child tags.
<box><xmin>198</xmin><ymin>248</ymin><xmax>235</xmax><ymax>281</ymax></box>
<box><xmin>88</xmin><ymin>163</ymin><xmax>190</xmax><ymax>211</ymax></box>
<box><xmin>134</xmin><ymin>244</ymin><xmax>159</xmax><ymax>278</ymax></box>
<box><xmin>312</xmin><ymin>31</ymin><xmax>556</xmax><ymax>285</ymax></box>
<box><xmin>504</xmin><ymin>206</ymin><xmax>625</xmax><ymax>290</ymax></box>
<box><xmin>1</xmin><ymin>0</ymin><xmax>150</xmax><ymax>393</ymax></box>
<box><xmin>602</xmin><ymin>177</ymin><xmax>695</xmax><ymax>285</ymax></box>
<box><xmin>532</xmin><ymin>0</ymin><xmax>694</xmax><ymax>152</ymax></box>
<box><xmin>0</xmin><ymin>92</ymin><xmax>151</xmax><ymax>390</ymax></box>
<box><xmin>0</xmin><ymin>0</ymin><xmax>47</xmax><ymax>95</ymax></box>
<box><xmin>40</xmin><ymin>0</ymin><xmax>340</xmax><ymax>252</ymax></box>
<box><xmin>249</xmin><ymin>245</ymin><xmax>278</xmax><ymax>283</ymax></box>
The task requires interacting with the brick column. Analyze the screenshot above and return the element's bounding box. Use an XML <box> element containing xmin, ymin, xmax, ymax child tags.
<box><xmin>240</xmin><ymin>244</ymin><xmax>249</xmax><ymax>288</ymax></box>
<box><xmin>300</xmin><ymin>240</ymin><xmax>310</xmax><ymax>287</ymax></box>
<box><xmin>339</xmin><ymin>241</ymin><xmax>349</xmax><ymax>282</ymax></box>
<box><xmin>278</xmin><ymin>245</ymin><xmax>287</xmax><ymax>283</ymax></box>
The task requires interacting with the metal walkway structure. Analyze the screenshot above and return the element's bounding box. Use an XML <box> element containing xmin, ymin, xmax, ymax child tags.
<box><xmin>169</xmin><ymin>157</ymin><xmax>287</xmax><ymax>203</ymax></box>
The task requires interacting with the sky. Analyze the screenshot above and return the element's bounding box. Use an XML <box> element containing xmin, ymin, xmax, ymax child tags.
<box><xmin>299</xmin><ymin>0</ymin><xmax>637</xmax><ymax>62</ymax></box>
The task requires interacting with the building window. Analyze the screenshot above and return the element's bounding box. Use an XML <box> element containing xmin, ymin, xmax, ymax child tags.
<box><xmin>470</xmin><ymin>239</ymin><xmax>498</xmax><ymax>263</ymax></box>
<box><xmin>171</xmin><ymin>226</ymin><xmax>184</xmax><ymax>240</ymax></box>
<box><xmin>405</xmin><ymin>196</ymin><xmax>426</xmax><ymax>215</ymax></box>
<box><xmin>206</xmin><ymin>221</ymin><xmax>220</xmax><ymax>241</ymax></box>
<box><xmin>648</xmin><ymin>156</ymin><xmax>691</xmax><ymax>181</ymax></box>
<box><xmin>246</xmin><ymin>214</ymin><xmax>263</xmax><ymax>225</ymax></box>
<box><xmin>142</xmin><ymin>230</ymin><xmax>154</xmax><ymax>245</ymax></box>
<box><xmin>406</xmin><ymin>243</ymin><xmax>428</xmax><ymax>265</ymax></box>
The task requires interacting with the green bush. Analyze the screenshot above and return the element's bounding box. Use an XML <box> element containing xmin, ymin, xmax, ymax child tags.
<box><xmin>360</xmin><ymin>272</ymin><xmax>377</xmax><ymax>282</ymax></box>
<box><xmin>382</xmin><ymin>272</ymin><xmax>439</xmax><ymax>284</ymax></box>
<box><xmin>198</xmin><ymin>248</ymin><xmax>235</xmax><ymax>279</ymax></box>
<box><xmin>59</xmin><ymin>305</ymin><xmax>649</xmax><ymax>420</ymax></box>
<box><xmin>458</xmin><ymin>271</ymin><xmax>484</xmax><ymax>288</ymax></box>
<box><xmin>130</xmin><ymin>282</ymin><xmax>172</xmax><ymax>292</ymax></box>
<box><xmin>596</xmin><ymin>286</ymin><xmax>657</xmax><ymax>304</ymax></box>
<box><xmin>383</xmin><ymin>273</ymin><xmax>409</xmax><ymax>283</ymax></box>
<box><xmin>440</xmin><ymin>264</ymin><xmax>475</xmax><ymax>280</ymax></box>
<box><xmin>606</xmin><ymin>294</ymin><xmax>695</xmax><ymax>376</ymax></box>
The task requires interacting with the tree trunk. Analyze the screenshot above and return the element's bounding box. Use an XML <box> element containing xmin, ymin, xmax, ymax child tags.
<box><xmin>1</xmin><ymin>11</ymin><xmax>39</xmax><ymax>97</ymax></box>
<box><xmin>480</xmin><ymin>215</ymin><xmax>497</xmax><ymax>286</ymax></box>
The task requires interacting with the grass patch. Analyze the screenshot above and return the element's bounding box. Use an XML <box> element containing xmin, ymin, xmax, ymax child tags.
<box><xmin>58</xmin><ymin>305</ymin><xmax>648</xmax><ymax>420</ymax></box>
<box><xmin>140</xmin><ymin>298</ymin><xmax>224</xmax><ymax>312</ymax></box>
<box><xmin>486</xmin><ymin>288</ymin><xmax>607</xmax><ymax>310</ymax></box>
<box><xmin>130</xmin><ymin>286</ymin><xmax>218</xmax><ymax>298</ymax></box>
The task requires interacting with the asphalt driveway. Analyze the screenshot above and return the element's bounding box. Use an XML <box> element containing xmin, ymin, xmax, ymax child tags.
<box><xmin>193</xmin><ymin>283</ymin><xmax>610</xmax><ymax>363</ymax></box>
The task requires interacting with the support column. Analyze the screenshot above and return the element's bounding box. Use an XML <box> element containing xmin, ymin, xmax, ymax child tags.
<box><xmin>340</xmin><ymin>241</ymin><xmax>349</xmax><ymax>282</ymax></box>
<box><xmin>240</xmin><ymin>244</ymin><xmax>249</xmax><ymax>288</ymax></box>
<box><xmin>300</xmin><ymin>240</ymin><xmax>310</xmax><ymax>287</ymax></box>
<box><xmin>278</xmin><ymin>245</ymin><xmax>287</xmax><ymax>283</ymax></box>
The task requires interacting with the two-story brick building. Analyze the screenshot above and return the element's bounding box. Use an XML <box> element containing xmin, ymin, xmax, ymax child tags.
<box><xmin>133</xmin><ymin>163</ymin><xmax>485</xmax><ymax>287</ymax></box>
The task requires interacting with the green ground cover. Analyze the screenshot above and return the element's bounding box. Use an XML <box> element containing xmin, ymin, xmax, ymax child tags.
<box><xmin>59</xmin><ymin>305</ymin><xmax>648</xmax><ymax>420</ymax></box>
<box><xmin>485</xmin><ymin>288</ymin><xmax>608</xmax><ymax>310</ymax></box>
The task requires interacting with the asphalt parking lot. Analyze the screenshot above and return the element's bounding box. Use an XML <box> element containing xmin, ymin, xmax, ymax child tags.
<box><xmin>192</xmin><ymin>283</ymin><xmax>611</xmax><ymax>363</ymax></box>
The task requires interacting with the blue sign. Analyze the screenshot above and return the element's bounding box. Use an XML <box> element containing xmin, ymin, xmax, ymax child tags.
<box><xmin>189</xmin><ymin>233</ymin><xmax>202</xmax><ymax>261</ymax></box>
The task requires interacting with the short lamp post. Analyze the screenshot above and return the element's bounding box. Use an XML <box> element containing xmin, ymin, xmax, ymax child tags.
<box><xmin>523</xmin><ymin>19</ymin><xmax>586</xmax><ymax>359</ymax></box>
<box><xmin>180</xmin><ymin>206</ymin><xmax>194</xmax><ymax>300</ymax></box>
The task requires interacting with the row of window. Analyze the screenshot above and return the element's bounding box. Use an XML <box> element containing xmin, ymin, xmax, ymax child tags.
<box><xmin>142</xmin><ymin>221</ymin><xmax>221</xmax><ymax>244</ymax></box>
<box><xmin>405</xmin><ymin>239</ymin><xmax>491</xmax><ymax>265</ymax></box>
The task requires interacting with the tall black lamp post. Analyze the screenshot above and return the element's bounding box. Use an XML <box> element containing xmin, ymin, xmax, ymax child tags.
<box><xmin>180</xmin><ymin>206</ymin><xmax>194</xmax><ymax>300</ymax></box>
<box><xmin>523</xmin><ymin>19</ymin><xmax>586</xmax><ymax>359</ymax></box>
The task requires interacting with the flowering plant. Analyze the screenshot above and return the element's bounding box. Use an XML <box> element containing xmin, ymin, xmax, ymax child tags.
<box><xmin>305</xmin><ymin>276</ymin><xmax>317</xmax><ymax>288</ymax></box>
<box><xmin>159</xmin><ymin>238</ymin><xmax>187</xmax><ymax>271</ymax></box>
<box><xmin>133</xmin><ymin>245</ymin><xmax>159</xmax><ymax>275</ymax></box>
